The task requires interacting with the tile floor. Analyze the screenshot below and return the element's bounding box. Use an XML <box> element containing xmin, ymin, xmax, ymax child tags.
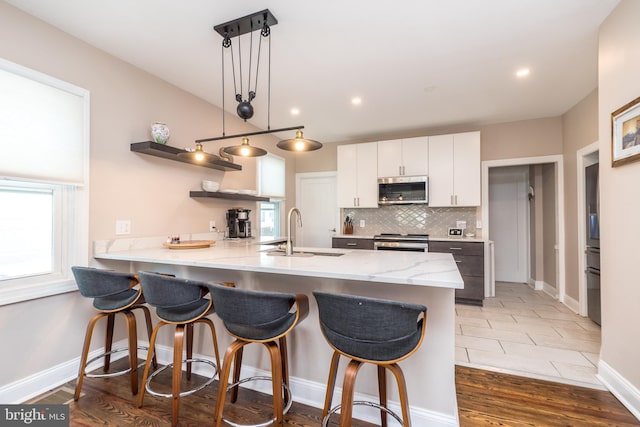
<box><xmin>455</xmin><ymin>282</ymin><xmax>604</xmax><ymax>389</ymax></box>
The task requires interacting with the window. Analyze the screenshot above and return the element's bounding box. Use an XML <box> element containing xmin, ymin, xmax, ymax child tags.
<box><xmin>0</xmin><ymin>58</ymin><xmax>89</xmax><ymax>305</ymax></box>
<box><xmin>258</xmin><ymin>153</ymin><xmax>285</xmax><ymax>239</ymax></box>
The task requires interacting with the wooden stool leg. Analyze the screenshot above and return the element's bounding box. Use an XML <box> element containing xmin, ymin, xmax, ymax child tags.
<box><xmin>172</xmin><ymin>325</ymin><xmax>185</xmax><ymax>427</ymax></box>
<box><xmin>139</xmin><ymin>305</ymin><xmax>157</xmax><ymax>368</ymax></box>
<box><xmin>230</xmin><ymin>347</ymin><xmax>243</xmax><ymax>403</ymax></box>
<box><xmin>278</xmin><ymin>337</ymin><xmax>290</xmax><ymax>407</ymax></box>
<box><xmin>378</xmin><ymin>365</ymin><xmax>388</xmax><ymax>427</ymax></box>
<box><xmin>387</xmin><ymin>363</ymin><xmax>411</xmax><ymax>427</ymax></box>
<box><xmin>75</xmin><ymin>312</ymin><xmax>107</xmax><ymax>401</ymax></box>
<box><xmin>104</xmin><ymin>313</ymin><xmax>115</xmax><ymax>371</ymax></box>
<box><xmin>138</xmin><ymin>322</ymin><xmax>164</xmax><ymax>408</ymax></box>
<box><xmin>265</xmin><ymin>341</ymin><xmax>284</xmax><ymax>426</ymax></box>
<box><xmin>215</xmin><ymin>340</ymin><xmax>246</xmax><ymax>427</ymax></box>
<box><xmin>124</xmin><ymin>311</ymin><xmax>139</xmax><ymax>395</ymax></box>
<box><xmin>339</xmin><ymin>360</ymin><xmax>363</xmax><ymax>427</ymax></box>
<box><xmin>322</xmin><ymin>351</ymin><xmax>341</xmax><ymax>420</ymax></box>
<box><xmin>186</xmin><ymin>323</ymin><xmax>193</xmax><ymax>380</ymax></box>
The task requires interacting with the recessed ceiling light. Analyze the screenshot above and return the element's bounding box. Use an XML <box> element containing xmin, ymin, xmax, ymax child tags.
<box><xmin>351</xmin><ymin>97</ymin><xmax>362</xmax><ymax>105</ymax></box>
<box><xmin>290</xmin><ymin>108</ymin><xmax>300</xmax><ymax>115</ymax></box>
<box><xmin>516</xmin><ymin>68</ymin><xmax>530</xmax><ymax>78</ymax></box>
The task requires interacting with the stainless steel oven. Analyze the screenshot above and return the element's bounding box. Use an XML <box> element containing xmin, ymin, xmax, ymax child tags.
<box><xmin>373</xmin><ymin>234</ymin><xmax>429</xmax><ymax>252</ymax></box>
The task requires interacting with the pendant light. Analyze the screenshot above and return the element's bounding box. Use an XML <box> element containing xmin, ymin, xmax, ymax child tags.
<box><xmin>277</xmin><ymin>129</ymin><xmax>322</xmax><ymax>152</ymax></box>
<box><xmin>223</xmin><ymin>137</ymin><xmax>267</xmax><ymax>157</ymax></box>
<box><xmin>177</xmin><ymin>142</ymin><xmax>220</xmax><ymax>163</ymax></box>
<box><xmin>193</xmin><ymin>10</ymin><xmax>322</xmax><ymax>156</ymax></box>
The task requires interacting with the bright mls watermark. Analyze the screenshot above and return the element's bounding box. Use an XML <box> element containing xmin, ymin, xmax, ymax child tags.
<box><xmin>1</xmin><ymin>405</ymin><xmax>68</xmax><ymax>426</ymax></box>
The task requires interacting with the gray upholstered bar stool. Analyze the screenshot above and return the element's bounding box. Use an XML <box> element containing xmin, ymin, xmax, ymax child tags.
<box><xmin>71</xmin><ymin>266</ymin><xmax>156</xmax><ymax>401</ymax></box>
<box><xmin>313</xmin><ymin>291</ymin><xmax>427</xmax><ymax>427</ymax></box>
<box><xmin>206</xmin><ymin>283</ymin><xmax>309</xmax><ymax>427</ymax></box>
<box><xmin>136</xmin><ymin>271</ymin><xmax>221</xmax><ymax>427</ymax></box>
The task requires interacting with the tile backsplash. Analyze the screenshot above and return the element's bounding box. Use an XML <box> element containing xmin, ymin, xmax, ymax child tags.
<box><xmin>341</xmin><ymin>205</ymin><xmax>479</xmax><ymax>237</ymax></box>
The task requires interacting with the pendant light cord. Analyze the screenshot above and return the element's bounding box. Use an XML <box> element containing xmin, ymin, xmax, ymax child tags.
<box><xmin>267</xmin><ymin>30</ymin><xmax>271</xmax><ymax>130</ymax></box>
<box><xmin>222</xmin><ymin>36</ymin><xmax>226</xmax><ymax>136</ymax></box>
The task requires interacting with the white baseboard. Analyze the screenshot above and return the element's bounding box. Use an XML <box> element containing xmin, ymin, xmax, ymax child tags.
<box><xmin>0</xmin><ymin>340</ymin><xmax>458</xmax><ymax>426</ymax></box>
<box><xmin>0</xmin><ymin>339</ymin><xmax>130</xmax><ymax>404</ymax></box>
<box><xmin>562</xmin><ymin>293</ymin><xmax>580</xmax><ymax>314</ymax></box>
<box><xmin>597</xmin><ymin>360</ymin><xmax>640</xmax><ymax>421</ymax></box>
<box><xmin>541</xmin><ymin>281</ymin><xmax>557</xmax><ymax>298</ymax></box>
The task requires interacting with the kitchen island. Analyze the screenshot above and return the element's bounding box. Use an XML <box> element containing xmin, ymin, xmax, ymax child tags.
<box><xmin>93</xmin><ymin>236</ymin><xmax>463</xmax><ymax>426</ymax></box>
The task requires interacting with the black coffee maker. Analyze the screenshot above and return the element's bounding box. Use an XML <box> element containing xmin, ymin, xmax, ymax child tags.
<box><xmin>226</xmin><ymin>208</ymin><xmax>251</xmax><ymax>238</ymax></box>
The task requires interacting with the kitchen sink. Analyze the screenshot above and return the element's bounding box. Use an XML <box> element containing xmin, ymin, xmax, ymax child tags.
<box><xmin>262</xmin><ymin>249</ymin><xmax>344</xmax><ymax>257</ymax></box>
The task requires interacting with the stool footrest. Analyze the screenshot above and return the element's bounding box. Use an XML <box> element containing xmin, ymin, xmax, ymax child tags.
<box><xmin>145</xmin><ymin>358</ymin><xmax>218</xmax><ymax>398</ymax></box>
<box><xmin>85</xmin><ymin>346</ymin><xmax>149</xmax><ymax>379</ymax></box>
<box><xmin>222</xmin><ymin>376</ymin><xmax>292</xmax><ymax>427</ymax></box>
<box><xmin>322</xmin><ymin>400</ymin><xmax>404</xmax><ymax>427</ymax></box>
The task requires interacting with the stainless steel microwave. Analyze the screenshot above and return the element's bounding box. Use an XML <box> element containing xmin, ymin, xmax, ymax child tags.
<box><xmin>378</xmin><ymin>176</ymin><xmax>428</xmax><ymax>205</ymax></box>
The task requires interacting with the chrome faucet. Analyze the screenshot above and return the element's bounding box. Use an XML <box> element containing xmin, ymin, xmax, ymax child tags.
<box><xmin>286</xmin><ymin>207</ymin><xmax>302</xmax><ymax>256</ymax></box>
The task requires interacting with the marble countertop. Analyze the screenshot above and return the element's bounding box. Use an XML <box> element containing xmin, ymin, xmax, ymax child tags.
<box><xmin>94</xmin><ymin>235</ymin><xmax>463</xmax><ymax>289</ymax></box>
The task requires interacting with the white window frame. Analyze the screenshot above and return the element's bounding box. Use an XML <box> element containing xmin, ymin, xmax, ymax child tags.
<box><xmin>257</xmin><ymin>153</ymin><xmax>286</xmax><ymax>239</ymax></box>
<box><xmin>0</xmin><ymin>59</ymin><xmax>89</xmax><ymax>305</ymax></box>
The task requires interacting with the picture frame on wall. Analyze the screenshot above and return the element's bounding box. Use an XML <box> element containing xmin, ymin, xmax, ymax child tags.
<box><xmin>612</xmin><ymin>95</ymin><xmax>640</xmax><ymax>167</ymax></box>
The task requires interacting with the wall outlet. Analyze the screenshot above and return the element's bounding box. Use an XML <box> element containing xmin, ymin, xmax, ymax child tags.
<box><xmin>359</xmin><ymin>219</ymin><xmax>365</xmax><ymax>228</ymax></box>
<box><xmin>209</xmin><ymin>220</ymin><xmax>216</xmax><ymax>232</ymax></box>
<box><xmin>456</xmin><ymin>220</ymin><xmax>467</xmax><ymax>229</ymax></box>
<box><xmin>476</xmin><ymin>220</ymin><xmax>482</xmax><ymax>229</ymax></box>
<box><xmin>115</xmin><ymin>220</ymin><xmax>131</xmax><ymax>235</ymax></box>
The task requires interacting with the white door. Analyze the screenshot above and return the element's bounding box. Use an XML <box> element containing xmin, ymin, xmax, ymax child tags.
<box><xmin>489</xmin><ymin>165</ymin><xmax>529</xmax><ymax>283</ymax></box>
<box><xmin>296</xmin><ymin>172</ymin><xmax>338</xmax><ymax>248</ymax></box>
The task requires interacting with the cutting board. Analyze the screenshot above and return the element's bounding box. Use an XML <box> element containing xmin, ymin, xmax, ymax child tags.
<box><xmin>162</xmin><ymin>240</ymin><xmax>216</xmax><ymax>249</ymax></box>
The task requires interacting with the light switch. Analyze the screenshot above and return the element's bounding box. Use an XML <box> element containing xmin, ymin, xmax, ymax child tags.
<box><xmin>359</xmin><ymin>219</ymin><xmax>365</xmax><ymax>227</ymax></box>
<box><xmin>476</xmin><ymin>220</ymin><xmax>482</xmax><ymax>229</ymax></box>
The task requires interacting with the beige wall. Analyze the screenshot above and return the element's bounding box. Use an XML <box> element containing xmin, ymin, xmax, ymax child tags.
<box><xmin>296</xmin><ymin>116</ymin><xmax>565</xmax><ymax>174</ymax></box>
<box><xmin>598</xmin><ymin>0</ymin><xmax>640</xmax><ymax>392</ymax></box>
<box><xmin>0</xmin><ymin>2</ymin><xmax>298</xmax><ymax>389</ymax></box>
<box><xmin>561</xmin><ymin>90</ymin><xmax>599</xmax><ymax>300</ymax></box>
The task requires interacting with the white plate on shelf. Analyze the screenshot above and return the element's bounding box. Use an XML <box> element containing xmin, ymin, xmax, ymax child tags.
<box><xmin>237</xmin><ymin>189</ymin><xmax>257</xmax><ymax>195</ymax></box>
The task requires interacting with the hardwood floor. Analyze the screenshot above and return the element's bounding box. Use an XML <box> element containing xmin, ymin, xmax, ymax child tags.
<box><xmin>31</xmin><ymin>361</ymin><xmax>639</xmax><ymax>426</ymax></box>
<box><xmin>456</xmin><ymin>366</ymin><xmax>639</xmax><ymax>426</ymax></box>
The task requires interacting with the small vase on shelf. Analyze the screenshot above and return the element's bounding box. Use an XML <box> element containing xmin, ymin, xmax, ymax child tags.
<box><xmin>150</xmin><ymin>122</ymin><xmax>170</xmax><ymax>144</ymax></box>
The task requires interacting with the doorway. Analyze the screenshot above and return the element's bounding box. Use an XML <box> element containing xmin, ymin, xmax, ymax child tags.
<box><xmin>482</xmin><ymin>155</ymin><xmax>565</xmax><ymax>300</ymax></box>
<box><xmin>489</xmin><ymin>165</ymin><xmax>529</xmax><ymax>283</ymax></box>
<box><xmin>295</xmin><ymin>172</ymin><xmax>338</xmax><ymax>248</ymax></box>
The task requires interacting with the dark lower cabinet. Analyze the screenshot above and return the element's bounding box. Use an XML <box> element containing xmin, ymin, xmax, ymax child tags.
<box><xmin>332</xmin><ymin>237</ymin><xmax>374</xmax><ymax>250</ymax></box>
<box><xmin>429</xmin><ymin>241</ymin><xmax>484</xmax><ymax>306</ymax></box>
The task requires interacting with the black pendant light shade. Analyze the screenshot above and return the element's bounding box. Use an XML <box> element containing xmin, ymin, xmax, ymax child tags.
<box><xmin>177</xmin><ymin>143</ymin><xmax>220</xmax><ymax>163</ymax></box>
<box><xmin>223</xmin><ymin>137</ymin><xmax>267</xmax><ymax>157</ymax></box>
<box><xmin>277</xmin><ymin>130</ymin><xmax>323</xmax><ymax>152</ymax></box>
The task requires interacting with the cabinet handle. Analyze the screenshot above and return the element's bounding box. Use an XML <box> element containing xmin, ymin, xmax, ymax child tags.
<box><xmin>455</xmin><ymin>195</ymin><xmax>458</xmax><ymax>205</ymax></box>
<box><xmin>450</xmin><ymin>195</ymin><xmax>454</xmax><ymax>205</ymax></box>
<box><xmin>347</xmin><ymin>243</ymin><xmax>357</xmax><ymax>246</ymax></box>
<box><xmin>450</xmin><ymin>247</ymin><xmax>462</xmax><ymax>250</ymax></box>
<box><xmin>455</xmin><ymin>260</ymin><xmax>462</xmax><ymax>263</ymax></box>
<box><xmin>399</xmin><ymin>165</ymin><xmax>402</xmax><ymax>175</ymax></box>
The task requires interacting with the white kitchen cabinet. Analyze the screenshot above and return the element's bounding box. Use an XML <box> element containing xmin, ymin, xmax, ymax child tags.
<box><xmin>428</xmin><ymin>131</ymin><xmax>481</xmax><ymax>207</ymax></box>
<box><xmin>337</xmin><ymin>142</ymin><xmax>378</xmax><ymax>208</ymax></box>
<box><xmin>377</xmin><ymin>136</ymin><xmax>428</xmax><ymax>177</ymax></box>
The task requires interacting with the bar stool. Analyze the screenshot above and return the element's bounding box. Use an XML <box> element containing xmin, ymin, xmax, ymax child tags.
<box><xmin>136</xmin><ymin>271</ymin><xmax>221</xmax><ymax>427</ymax></box>
<box><xmin>71</xmin><ymin>266</ymin><xmax>156</xmax><ymax>401</ymax></box>
<box><xmin>313</xmin><ymin>291</ymin><xmax>427</xmax><ymax>427</ymax></box>
<box><xmin>206</xmin><ymin>283</ymin><xmax>309</xmax><ymax>427</ymax></box>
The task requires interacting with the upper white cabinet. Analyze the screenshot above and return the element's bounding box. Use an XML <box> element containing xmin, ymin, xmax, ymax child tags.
<box><xmin>377</xmin><ymin>136</ymin><xmax>429</xmax><ymax>177</ymax></box>
<box><xmin>337</xmin><ymin>142</ymin><xmax>378</xmax><ymax>208</ymax></box>
<box><xmin>428</xmin><ymin>131</ymin><xmax>481</xmax><ymax>207</ymax></box>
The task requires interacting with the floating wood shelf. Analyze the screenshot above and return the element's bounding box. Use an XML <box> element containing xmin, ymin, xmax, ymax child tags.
<box><xmin>190</xmin><ymin>191</ymin><xmax>269</xmax><ymax>202</ymax></box>
<box><xmin>131</xmin><ymin>141</ymin><xmax>242</xmax><ymax>172</ymax></box>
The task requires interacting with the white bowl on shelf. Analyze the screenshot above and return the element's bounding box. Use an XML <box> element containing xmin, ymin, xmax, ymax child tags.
<box><xmin>202</xmin><ymin>180</ymin><xmax>219</xmax><ymax>192</ymax></box>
